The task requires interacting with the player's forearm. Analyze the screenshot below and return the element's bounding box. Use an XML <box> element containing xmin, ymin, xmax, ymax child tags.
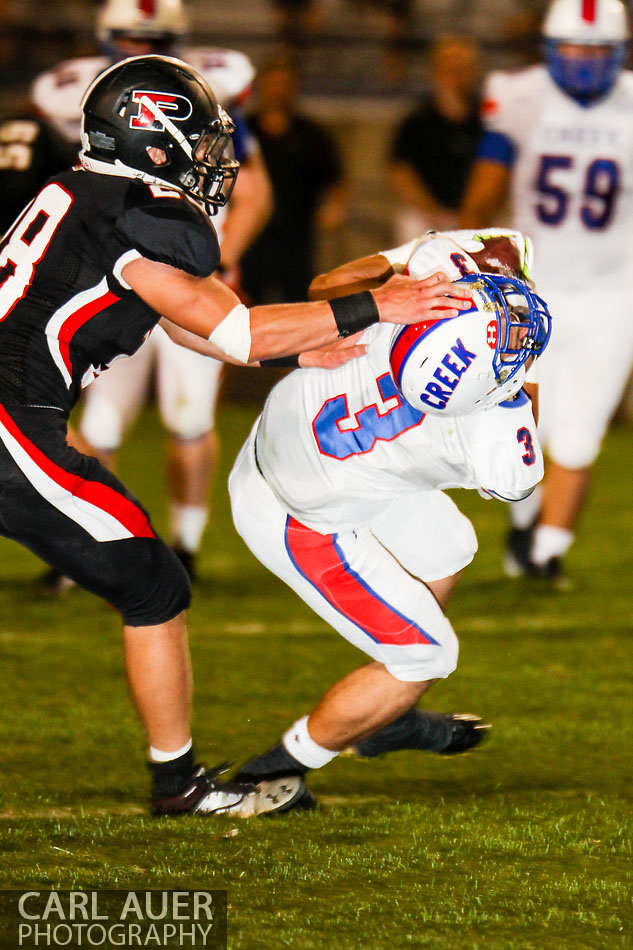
<box><xmin>250</xmin><ymin>272</ymin><xmax>468</xmax><ymax>362</ymax></box>
<box><xmin>309</xmin><ymin>254</ymin><xmax>393</xmax><ymax>300</ymax></box>
<box><xmin>248</xmin><ymin>300</ymin><xmax>356</xmax><ymax>361</ymax></box>
<box><xmin>125</xmin><ymin>256</ymin><xmax>468</xmax><ymax>365</ymax></box>
<box><xmin>159</xmin><ymin>318</ymin><xmax>250</xmax><ymax>365</ymax></box>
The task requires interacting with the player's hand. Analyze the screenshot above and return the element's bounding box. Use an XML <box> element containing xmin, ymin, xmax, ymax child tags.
<box><xmin>299</xmin><ymin>333</ymin><xmax>367</xmax><ymax>369</ymax></box>
<box><xmin>372</xmin><ymin>272</ymin><xmax>473</xmax><ymax>325</ymax></box>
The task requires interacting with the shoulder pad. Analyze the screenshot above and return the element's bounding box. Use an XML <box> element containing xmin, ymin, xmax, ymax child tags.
<box><xmin>116</xmin><ymin>189</ymin><xmax>220</xmax><ymax>277</ymax></box>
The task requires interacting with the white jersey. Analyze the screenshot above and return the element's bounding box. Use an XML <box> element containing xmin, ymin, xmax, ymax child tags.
<box><xmin>482</xmin><ymin>64</ymin><xmax>633</xmax><ymax>289</ymax></box>
<box><xmin>257</xmin><ymin>326</ymin><xmax>542</xmax><ymax>534</ymax></box>
<box><xmin>30</xmin><ymin>46</ymin><xmax>255</xmax><ymax>144</ymax></box>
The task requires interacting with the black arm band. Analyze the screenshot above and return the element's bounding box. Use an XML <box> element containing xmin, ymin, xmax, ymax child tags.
<box><xmin>260</xmin><ymin>355</ymin><xmax>300</xmax><ymax>368</ymax></box>
<box><xmin>329</xmin><ymin>291</ymin><xmax>380</xmax><ymax>338</ymax></box>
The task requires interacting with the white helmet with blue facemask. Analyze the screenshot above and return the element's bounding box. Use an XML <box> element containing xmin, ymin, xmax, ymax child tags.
<box><xmin>389</xmin><ymin>272</ymin><xmax>552</xmax><ymax>416</ymax></box>
<box><xmin>542</xmin><ymin>0</ymin><xmax>630</xmax><ymax>105</ymax></box>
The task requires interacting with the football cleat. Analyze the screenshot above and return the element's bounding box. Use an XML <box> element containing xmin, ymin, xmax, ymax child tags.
<box><xmin>526</xmin><ymin>556</ymin><xmax>571</xmax><ymax>591</ymax></box>
<box><xmin>504</xmin><ymin>527</ymin><xmax>571</xmax><ymax>589</ymax></box>
<box><xmin>503</xmin><ymin>526</ymin><xmax>535</xmax><ymax>578</ymax></box>
<box><xmin>347</xmin><ymin>710</ymin><xmax>490</xmax><ymax>759</ymax></box>
<box><xmin>439</xmin><ymin>713</ymin><xmax>491</xmax><ymax>755</ymax></box>
<box><xmin>232</xmin><ymin>765</ymin><xmax>317</xmax><ymax>814</ymax></box>
<box><xmin>152</xmin><ymin>764</ymin><xmax>310</xmax><ymax>818</ymax></box>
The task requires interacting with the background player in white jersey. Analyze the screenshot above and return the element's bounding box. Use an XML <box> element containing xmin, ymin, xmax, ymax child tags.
<box><xmin>31</xmin><ymin>0</ymin><xmax>273</xmax><ymax>583</ymax></box>
<box><xmin>226</xmin><ymin>231</ymin><xmax>551</xmax><ymax>805</ymax></box>
<box><xmin>459</xmin><ymin>0</ymin><xmax>633</xmax><ymax>586</ymax></box>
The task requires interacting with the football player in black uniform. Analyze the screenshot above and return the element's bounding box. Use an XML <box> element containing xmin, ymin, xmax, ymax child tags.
<box><xmin>0</xmin><ymin>55</ymin><xmax>468</xmax><ymax>816</ymax></box>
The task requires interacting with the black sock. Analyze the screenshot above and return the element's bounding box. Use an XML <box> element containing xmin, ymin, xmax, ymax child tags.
<box><xmin>149</xmin><ymin>747</ymin><xmax>197</xmax><ymax>798</ymax></box>
<box><xmin>354</xmin><ymin>709</ymin><xmax>454</xmax><ymax>757</ymax></box>
<box><xmin>234</xmin><ymin>743</ymin><xmax>309</xmax><ymax>782</ymax></box>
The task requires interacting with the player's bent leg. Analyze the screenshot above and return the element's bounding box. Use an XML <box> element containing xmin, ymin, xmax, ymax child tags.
<box><xmin>229</xmin><ymin>426</ymin><xmax>472</xmax><ymax>807</ymax></box>
<box><xmin>125</xmin><ymin>613</ymin><xmax>307</xmax><ymax>818</ymax></box>
<box><xmin>0</xmin><ymin>410</ymin><xmax>302</xmax><ymax>818</ymax></box>
<box><xmin>230</xmin><ymin>434</ymin><xmax>460</xmax><ymax>684</ymax></box>
<box><xmin>305</xmin><ymin>662</ymin><xmax>433</xmax><ymax>750</ymax></box>
<box><xmin>234</xmin><ymin>662</ymin><xmax>431</xmax><ymax>800</ymax></box>
<box><xmin>348</xmin><ymin>710</ymin><xmax>490</xmax><ymax>758</ymax></box>
<box><xmin>123</xmin><ymin>612</ymin><xmax>193</xmax><ymax>752</ymax></box>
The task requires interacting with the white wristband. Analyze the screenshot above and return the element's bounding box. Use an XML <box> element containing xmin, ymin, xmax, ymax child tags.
<box><xmin>208</xmin><ymin>303</ymin><xmax>252</xmax><ymax>363</ymax></box>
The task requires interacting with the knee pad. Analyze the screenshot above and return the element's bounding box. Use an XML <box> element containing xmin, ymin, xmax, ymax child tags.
<box><xmin>548</xmin><ymin>426</ymin><xmax>602</xmax><ymax>470</ymax></box>
<box><xmin>80</xmin><ymin>397</ymin><xmax>125</xmax><ymax>452</ymax></box>
<box><xmin>161</xmin><ymin>397</ymin><xmax>215</xmax><ymax>441</ymax></box>
<box><xmin>95</xmin><ymin>537</ymin><xmax>192</xmax><ymax>626</ymax></box>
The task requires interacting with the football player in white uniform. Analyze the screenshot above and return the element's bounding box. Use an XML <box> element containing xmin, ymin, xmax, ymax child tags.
<box><xmin>31</xmin><ymin>0</ymin><xmax>273</xmax><ymax>583</ymax></box>
<box><xmin>225</xmin><ymin>231</ymin><xmax>552</xmax><ymax>805</ymax></box>
<box><xmin>2</xmin><ymin>54</ymin><xmax>461</xmax><ymax>817</ymax></box>
<box><xmin>459</xmin><ymin>0</ymin><xmax>633</xmax><ymax>586</ymax></box>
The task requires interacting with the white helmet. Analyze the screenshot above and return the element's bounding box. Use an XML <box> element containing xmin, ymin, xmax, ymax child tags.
<box><xmin>542</xmin><ymin>0</ymin><xmax>629</xmax><ymax>103</ymax></box>
<box><xmin>197</xmin><ymin>49</ymin><xmax>256</xmax><ymax>106</ymax></box>
<box><xmin>389</xmin><ymin>273</ymin><xmax>551</xmax><ymax>416</ymax></box>
<box><xmin>97</xmin><ymin>0</ymin><xmax>188</xmax><ymax>53</ymax></box>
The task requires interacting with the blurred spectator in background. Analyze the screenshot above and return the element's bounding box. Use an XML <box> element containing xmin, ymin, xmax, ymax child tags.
<box><xmin>268</xmin><ymin>0</ymin><xmax>323</xmax><ymax>49</ymax></box>
<box><xmin>388</xmin><ymin>34</ymin><xmax>482</xmax><ymax>243</ymax></box>
<box><xmin>459</xmin><ymin>0</ymin><xmax>633</xmax><ymax>587</ymax></box>
<box><xmin>0</xmin><ymin>115</ymin><xmax>72</xmax><ymax>235</ymax></box>
<box><xmin>26</xmin><ymin>0</ymin><xmax>272</xmax><ymax>587</ymax></box>
<box><xmin>241</xmin><ymin>55</ymin><xmax>348</xmax><ymax>304</ymax></box>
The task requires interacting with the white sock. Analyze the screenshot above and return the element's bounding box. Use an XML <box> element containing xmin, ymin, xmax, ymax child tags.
<box><xmin>148</xmin><ymin>738</ymin><xmax>193</xmax><ymax>763</ymax></box>
<box><xmin>510</xmin><ymin>487</ymin><xmax>541</xmax><ymax>530</ymax></box>
<box><xmin>169</xmin><ymin>504</ymin><xmax>208</xmax><ymax>553</ymax></box>
<box><xmin>531</xmin><ymin>525</ymin><xmax>573</xmax><ymax>566</ymax></box>
<box><xmin>282</xmin><ymin>716</ymin><xmax>339</xmax><ymax>770</ymax></box>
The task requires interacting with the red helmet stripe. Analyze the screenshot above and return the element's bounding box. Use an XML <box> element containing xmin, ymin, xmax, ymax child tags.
<box><xmin>390</xmin><ymin>319</ymin><xmax>444</xmax><ymax>389</ymax></box>
<box><xmin>581</xmin><ymin>0</ymin><xmax>597</xmax><ymax>23</ymax></box>
<box><xmin>139</xmin><ymin>0</ymin><xmax>156</xmax><ymax>16</ymax></box>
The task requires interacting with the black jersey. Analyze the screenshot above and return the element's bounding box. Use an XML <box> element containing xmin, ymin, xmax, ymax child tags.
<box><xmin>0</xmin><ymin>167</ymin><xmax>220</xmax><ymax>417</ymax></box>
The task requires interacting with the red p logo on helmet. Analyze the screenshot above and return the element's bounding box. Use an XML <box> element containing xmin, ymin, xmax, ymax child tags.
<box><xmin>129</xmin><ymin>90</ymin><xmax>193</xmax><ymax>130</ymax></box>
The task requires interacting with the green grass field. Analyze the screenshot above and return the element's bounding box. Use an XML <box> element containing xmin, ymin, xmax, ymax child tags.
<box><xmin>0</xmin><ymin>397</ymin><xmax>631</xmax><ymax>950</ymax></box>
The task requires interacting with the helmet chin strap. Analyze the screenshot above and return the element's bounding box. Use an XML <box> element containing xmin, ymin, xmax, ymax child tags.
<box><xmin>139</xmin><ymin>94</ymin><xmax>193</xmax><ymax>160</ymax></box>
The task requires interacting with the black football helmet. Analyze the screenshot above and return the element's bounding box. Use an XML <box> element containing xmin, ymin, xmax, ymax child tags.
<box><xmin>79</xmin><ymin>55</ymin><xmax>239</xmax><ymax>214</ymax></box>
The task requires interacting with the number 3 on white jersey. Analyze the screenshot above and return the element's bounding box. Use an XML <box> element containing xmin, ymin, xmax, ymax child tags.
<box><xmin>0</xmin><ymin>183</ymin><xmax>73</xmax><ymax>320</ymax></box>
